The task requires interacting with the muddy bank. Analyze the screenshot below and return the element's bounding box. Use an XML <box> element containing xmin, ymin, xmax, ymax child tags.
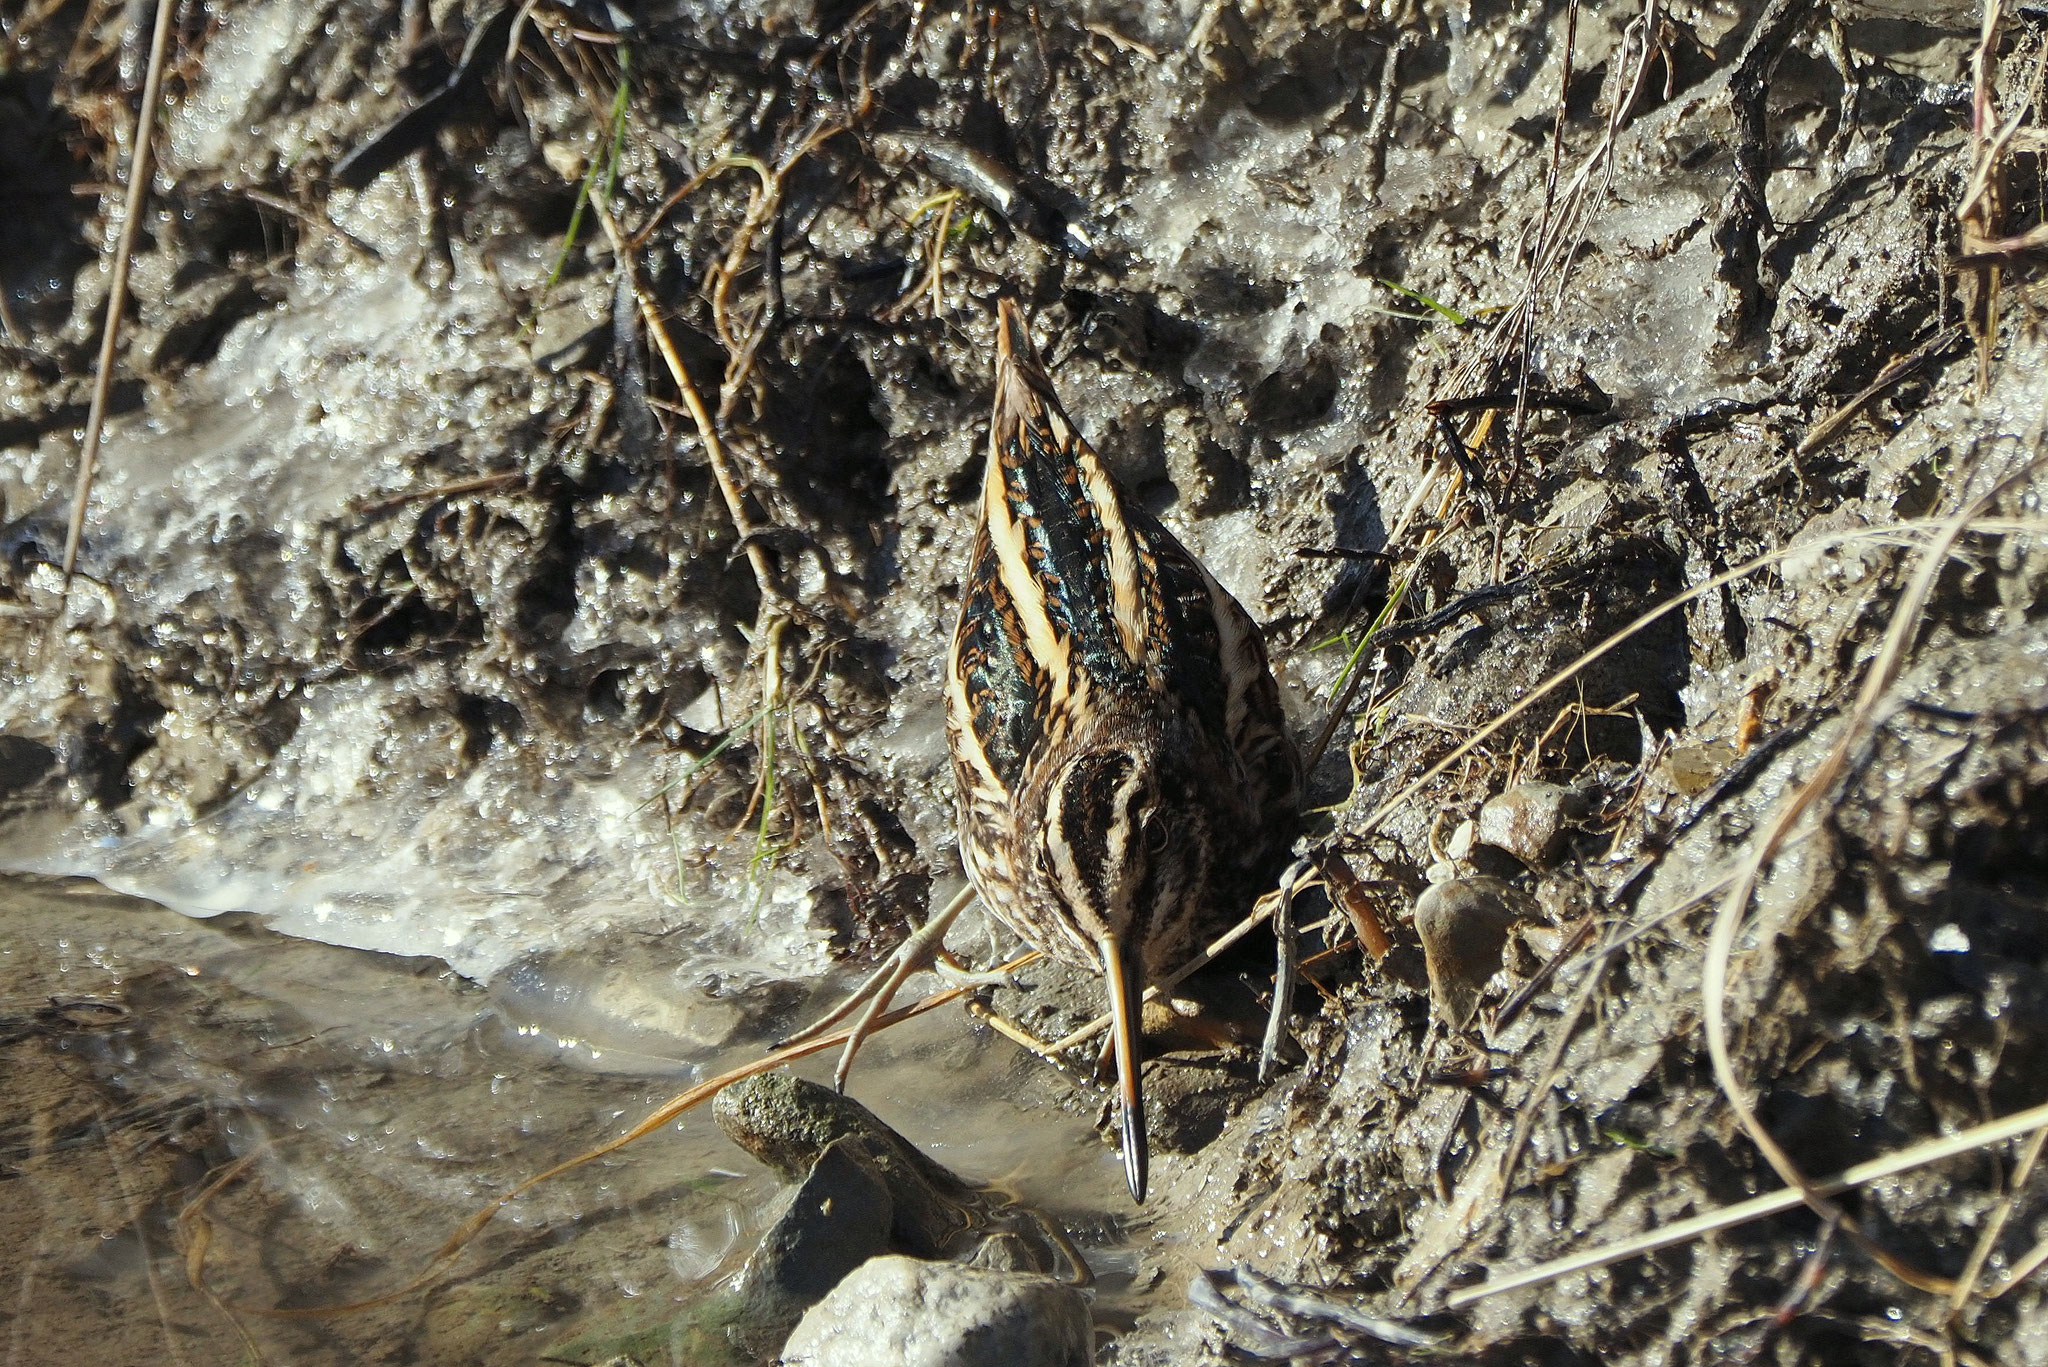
<box><xmin>4</xmin><ymin>0</ymin><xmax>2047</xmax><ymax>1362</ymax></box>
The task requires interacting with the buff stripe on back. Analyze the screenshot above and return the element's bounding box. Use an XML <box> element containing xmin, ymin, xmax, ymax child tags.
<box><xmin>990</xmin><ymin>301</ymin><xmax>1154</xmax><ymax>686</ymax></box>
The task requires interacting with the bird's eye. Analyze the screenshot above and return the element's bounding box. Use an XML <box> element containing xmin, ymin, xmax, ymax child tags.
<box><xmin>1143</xmin><ymin>814</ymin><xmax>1170</xmax><ymax>853</ymax></box>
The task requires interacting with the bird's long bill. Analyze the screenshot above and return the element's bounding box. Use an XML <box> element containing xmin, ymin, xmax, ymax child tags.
<box><xmin>1099</xmin><ymin>932</ymin><xmax>1149</xmax><ymax>1202</ymax></box>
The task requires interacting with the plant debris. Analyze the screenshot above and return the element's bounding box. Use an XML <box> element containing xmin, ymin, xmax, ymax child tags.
<box><xmin>2</xmin><ymin>0</ymin><xmax>2046</xmax><ymax>1362</ymax></box>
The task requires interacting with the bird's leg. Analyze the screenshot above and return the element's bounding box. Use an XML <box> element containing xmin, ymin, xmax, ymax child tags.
<box><xmin>780</xmin><ymin>883</ymin><xmax>980</xmax><ymax>1091</ymax></box>
<box><xmin>930</xmin><ymin>948</ymin><xmax>1023</xmax><ymax>993</ymax></box>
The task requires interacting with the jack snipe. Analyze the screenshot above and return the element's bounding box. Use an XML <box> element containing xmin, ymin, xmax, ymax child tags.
<box><xmin>947</xmin><ymin>300</ymin><xmax>1300</xmax><ymax>1200</ymax></box>
<box><xmin>786</xmin><ymin>300</ymin><xmax>1299</xmax><ymax>1202</ymax></box>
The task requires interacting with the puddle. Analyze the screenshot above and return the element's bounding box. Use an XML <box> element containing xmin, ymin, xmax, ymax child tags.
<box><xmin>0</xmin><ymin>874</ymin><xmax>1141</xmax><ymax>1365</ymax></box>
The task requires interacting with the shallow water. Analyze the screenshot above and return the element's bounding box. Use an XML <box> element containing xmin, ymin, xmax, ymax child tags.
<box><xmin>0</xmin><ymin>874</ymin><xmax>1143</xmax><ymax>1366</ymax></box>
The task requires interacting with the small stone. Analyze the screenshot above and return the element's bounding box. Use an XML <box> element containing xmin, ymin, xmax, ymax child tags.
<box><xmin>715</xmin><ymin>1073</ymin><xmax>1080</xmax><ymax>1278</ymax></box>
<box><xmin>1474</xmin><ymin>782</ymin><xmax>1578</xmax><ymax>867</ymax></box>
<box><xmin>1665</xmin><ymin>741</ymin><xmax>1738</xmax><ymax>795</ymax></box>
<box><xmin>780</xmin><ymin>1256</ymin><xmax>1092</xmax><ymax>1367</ymax></box>
<box><xmin>1412</xmin><ymin>878</ymin><xmax>1534</xmax><ymax>1030</ymax></box>
<box><xmin>539</xmin><ymin>140</ymin><xmax>587</xmax><ymax>181</ymax></box>
<box><xmin>1508</xmin><ymin>921</ymin><xmax>1565</xmax><ymax>972</ymax></box>
<box><xmin>1530</xmin><ymin>480</ymin><xmax>1614</xmax><ymax>561</ymax></box>
<box><xmin>967</xmin><ymin>1232</ymin><xmax>1042</xmax><ymax>1272</ymax></box>
<box><xmin>1544</xmin><ymin>478</ymin><xmax>1614</xmax><ymax>528</ymax></box>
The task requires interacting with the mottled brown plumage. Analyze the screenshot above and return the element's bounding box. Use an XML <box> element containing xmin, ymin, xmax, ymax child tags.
<box><xmin>945</xmin><ymin>300</ymin><xmax>1300</xmax><ymax>1200</ymax></box>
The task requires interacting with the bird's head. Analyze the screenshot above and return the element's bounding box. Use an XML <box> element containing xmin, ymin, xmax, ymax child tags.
<box><xmin>1032</xmin><ymin>734</ymin><xmax>1217</xmax><ymax>1203</ymax></box>
<box><xmin>1036</xmin><ymin>743</ymin><xmax>1213</xmax><ymax>958</ymax></box>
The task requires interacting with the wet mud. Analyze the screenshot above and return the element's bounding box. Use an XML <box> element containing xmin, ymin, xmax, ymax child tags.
<box><xmin>4</xmin><ymin>0</ymin><xmax>2047</xmax><ymax>1362</ymax></box>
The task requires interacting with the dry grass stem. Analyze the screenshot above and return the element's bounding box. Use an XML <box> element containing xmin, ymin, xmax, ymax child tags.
<box><xmin>1960</xmin><ymin>0</ymin><xmax>2011</xmax><ymax>393</ymax></box>
<box><xmin>1323</xmin><ymin>3</ymin><xmax>1683</xmax><ymax>772</ymax></box>
<box><xmin>1987</xmin><ymin>1223</ymin><xmax>2048</xmax><ymax>1299</ymax></box>
<box><xmin>1949</xmin><ymin>1125</ymin><xmax>2048</xmax><ymax>1314</ymax></box>
<box><xmin>965</xmin><ymin>997</ymin><xmax>1065</xmax><ymax>1056</ymax></box>
<box><xmin>96</xmin><ymin>1106</ymin><xmax>203</xmax><ymax>1367</ymax></box>
<box><xmin>1446</xmin><ymin>1096</ymin><xmax>2048</xmax><ymax>1309</ymax></box>
<box><xmin>585</xmin><ymin>193</ymin><xmax>777</xmax><ymax>608</ymax></box>
<box><xmin>179</xmin><ymin>963</ymin><xmax>1015</xmax><ymax>1318</ymax></box>
<box><xmin>1304</xmin><ymin>453</ymin><xmax>1466</xmax><ymax>775</ymax></box>
<box><xmin>56</xmin><ymin>0</ymin><xmax>176</xmax><ymax>610</ymax></box>
<box><xmin>1350</xmin><ymin>517</ymin><xmax>2048</xmax><ymax>848</ymax></box>
<box><xmin>1797</xmin><ymin>323</ymin><xmax>1968</xmax><ymax>457</ymax></box>
<box><xmin>1701</xmin><ymin>444</ymin><xmax>2048</xmax><ymax>1296</ymax></box>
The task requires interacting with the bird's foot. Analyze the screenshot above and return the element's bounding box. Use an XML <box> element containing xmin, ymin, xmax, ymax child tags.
<box><xmin>779</xmin><ymin>884</ymin><xmax>980</xmax><ymax>1091</ymax></box>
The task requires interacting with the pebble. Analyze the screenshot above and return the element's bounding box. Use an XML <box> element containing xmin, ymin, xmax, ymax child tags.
<box><xmin>1664</xmin><ymin>740</ymin><xmax>1739</xmax><ymax>794</ymax></box>
<box><xmin>1411</xmin><ymin>877</ymin><xmax>1533</xmax><ymax>1029</ymax></box>
<box><xmin>780</xmin><ymin>1255</ymin><xmax>1092</xmax><ymax>1367</ymax></box>
<box><xmin>1474</xmin><ymin>781</ymin><xmax>1580</xmax><ymax>867</ymax></box>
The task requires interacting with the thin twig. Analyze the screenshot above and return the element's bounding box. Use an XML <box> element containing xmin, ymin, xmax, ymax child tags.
<box><xmin>1303</xmin><ymin>456</ymin><xmax>1466</xmax><ymax>775</ymax></box>
<box><xmin>57</xmin><ymin>0</ymin><xmax>177</xmax><ymax>608</ymax></box>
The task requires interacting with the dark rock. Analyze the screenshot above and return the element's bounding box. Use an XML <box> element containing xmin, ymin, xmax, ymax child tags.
<box><xmin>715</xmin><ymin>1072</ymin><xmax>1084</xmax><ymax>1278</ymax></box>
<box><xmin>715</xmin><ymin>1072</ymin><xmax>980</xmax><ymax>1259</ymax></box>
<box><xmin>730</xmin><ymin>1137</ymin><xmax>895</xmax><ymax>1356</ymax></box>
